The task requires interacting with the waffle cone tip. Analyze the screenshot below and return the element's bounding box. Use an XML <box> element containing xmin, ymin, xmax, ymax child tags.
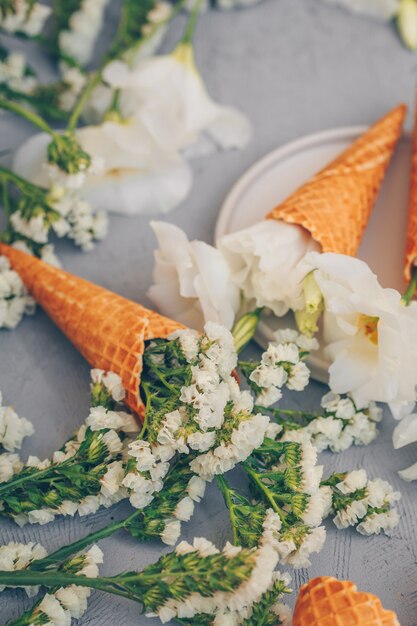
<box><xmin>268</xmin><ymin>104</ymin><xmax>406</xmax><ymax>257</ymax></box>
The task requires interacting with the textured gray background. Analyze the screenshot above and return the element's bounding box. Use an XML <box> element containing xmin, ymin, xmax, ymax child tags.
<box><xmin>1</xmin><ymin>0</ymin><xmax>417</xmax><ymax>624</ymax></box>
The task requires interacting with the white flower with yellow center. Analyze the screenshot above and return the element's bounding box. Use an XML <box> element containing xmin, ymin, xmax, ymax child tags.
<box><xmin>304</xmin><ymin>252</ymin><xmax>417</xmax><ymax>417</ymax></box>
<box><xmin>103</xmin><ymin>42</ymin><xmax>252</xmax><ymax>156</ymax></box>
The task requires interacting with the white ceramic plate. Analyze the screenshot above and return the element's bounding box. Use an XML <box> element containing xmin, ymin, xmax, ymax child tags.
<box><xmin>215</xmin><ymin>127</ymin><xmax>412</xmax><ymax>382</ymax></box>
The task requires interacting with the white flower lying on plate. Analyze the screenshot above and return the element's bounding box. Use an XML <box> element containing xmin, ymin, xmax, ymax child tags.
<box><xmin>102</xmin><ymin>41</ymin><xmax>252</xmax><ymax>156</ymax></box>
<box><xmin>148</xmin><ymin>221</ymin><xmax>240</xmax><ymax>330</ymax></box>
<box><xmin>321</xmin><ymin>0</ymin><xmax>400</xmax><ymax>20</ymax></box>
<box><xmin>12</xmin><ymin>124</ymin><xmax>192</xmax><ymax>216</ymax></box>
<box><xmin>218</xmin><ymin>220</ymin><xmax>320</xmax><ymax>317</ymax></box>
<box><xmin>303</xmin><ymin>252</ymin><xmax>417</xmax><ymax>417</ymax></box>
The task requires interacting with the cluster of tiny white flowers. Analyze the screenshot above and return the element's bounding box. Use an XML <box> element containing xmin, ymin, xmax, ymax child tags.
<box><xmin>160</xmin><ymin>475</ymin><xmax>207</xmax><ymax>546</ymax></box>
<box><xmin>0</xmin><ymin>255</ymin><xmax>35</xmax><ymax>329</ymax></box>
<box><xmin>58</xmin><ymin>0</ymin><xmax>111</xmax><ymax>66</ymax></box>
<box><xmin>34</xmin><ymin>545</ymin><xmax>103</xmax><ymax>626</ymax></box>
<box><xmin>0</xmin><ymin>541</ymin><xmax>47</xmax><ymax>597</ymax></box>
<box><xmin>10</xmin><ymin>183</ymin><xmax>108</xmax><ymax>254</ymax></box>
<box><xmin>44</xmin><ymin>157</ymin><xmax>104</xmax><ymax>191</ymax></box>
<box><xmin>0</xmin><ymin>51</ymin><xmax>37</xmax><ymax>94</ymax></box>
<box><xmin>0</xmin><ymin>0</ymin><xmax>51</xmax><ymax>36</ymax></box>
<box><xmin>330</xmin><ymin>469</ymin><xmax>401</xmax><ymax>536</ymax></box>
<box><xmin>249</xmin><ymin>329</ymin><xmax>317</xmax><ymax>407</ymax></box>
<box><xmin>313</xmin><ymin>392</ymin><xmax>382</xmax><ymax>452</ymax></box>
<box><xmin>0</xmin><ymin>391</ymin><xmax>34</xmax><ymax>452</ymax></box>
<box><xmin>167</xmin><ymin>324</ymin><xmax>270</xmax><ymax>480</ymax></box>
<box><xmin>260</xmin><ymin>508</ymin><xmax>327</xmax><ymax>569</ymax></box>
<box><xmin>59</xmin><ymin>63</ymin><xmax>88</xmax><ymax>112</ymax></box>
<box><xmin>6</xmin><ymin>371</ymin><xmax>138</xmax><ymax>526</ymax></box>
<box><xmin>0</xmin><ymin>452</ymin><xmax>23</xmax><ymax>483</ymax></box>
<box><xmin>151</xmin><ymin>537</ymin><xmax>285</xmax><ymax>625</ymax></box>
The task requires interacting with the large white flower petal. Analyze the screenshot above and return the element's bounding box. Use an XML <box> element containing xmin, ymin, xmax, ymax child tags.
<box><xmin>393</xmin><ymin>413</ymin><xmax>417</xmax><ymax>449</ymax></box>
<box><xmin>398</xmin><ymin>461</ymin><xmax>417</xmax><ymax>482</ymax></box>
<box><xmin>219</xmin><ymin>220</ymin><xmax>319</xmax><ymax>316</ymax></box>
<box><xmin>307</xmin><ymin>252</ymin><xmax>417</xmax><ymax>409</ymax></box>
<box><xmin>148</xmin><ymin>222</ymin><xmax>239</xmax><ymax>330</ymax></box>
<box><xmin>111</xmin><ymin>43</ymin><xmax>252</xmax><ymax>156</ymax></box>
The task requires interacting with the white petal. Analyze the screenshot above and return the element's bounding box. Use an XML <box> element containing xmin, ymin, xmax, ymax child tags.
<box><xmin>393</xmin><ymin>413</ymin><xmax>417</xmax><ymax>449</ymax></box>
<box><xmin>398</xmin><ymin>461</ymin><xmax>417</xmax><ymax>481</ymax></box>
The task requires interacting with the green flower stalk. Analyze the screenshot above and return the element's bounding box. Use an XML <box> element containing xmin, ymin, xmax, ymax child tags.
<box><xmin>232</xmin><ymin>308</ymin><xmax>263</xmax><ymax>353</ymax></box>
<box><xmin>321</xmin><ymin>469</ymin><xmax>401</xmax><ymax>536</ymax></box>
<box><xmin>0</xmin><ymin>540</ymin><xmax>272</xmax><ymax>624</ymax></box>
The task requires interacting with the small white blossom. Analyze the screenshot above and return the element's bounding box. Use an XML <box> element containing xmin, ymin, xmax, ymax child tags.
<box><xmin>161</xmin><ymin>519</ymin><xmax>181</xmax><ymax>546</ymax></box>
<box><xmin>0</xmin><ymin>393</ymin><xmax>34</xmax><ymax>452</ymax></box>
<box><xmin>0</xmin><ymin>256</ymin><xmax>35</xmax><ymax>329</ymax></box>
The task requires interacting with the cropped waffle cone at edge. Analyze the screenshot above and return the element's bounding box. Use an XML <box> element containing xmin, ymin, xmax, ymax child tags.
<box><xmin>0</xmin><ymin>244</ymin><xmax>184</xmax><ymax>418</ymax></box>
<box><xmin>267</xmin><ymin>105</ymin><xmax>406</xmax><ymax>256</ymax></box>
<box><xmin>292</xmin><ymin>576</ymin><xmax>400</xmax><ymax>626</ymax></box>
<box><xmin>404</xmin><ymin>95</ymin><xmax>417</xmax><ymax>282</ymax></box>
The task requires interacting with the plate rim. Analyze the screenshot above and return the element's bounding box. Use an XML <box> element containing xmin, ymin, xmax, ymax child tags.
<box><xmin>215</xmin><ymin>125</ymin><xmax>411</xmax><ymax>243</ymax></box>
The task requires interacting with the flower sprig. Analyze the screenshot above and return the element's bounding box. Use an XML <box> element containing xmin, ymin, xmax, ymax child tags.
<box><xmin>263</xmin><ymin>391</ymin><xmax>382</xmax><ymax>453</ymax></box>
<box><xmin>322</xmin><ymin>469</ymin><xmax>401</xmax><ymax>535</ymax></box>
<box><xmin>4</xmin><ymin>543</ymin><xmax>103</xmax><ymax>626</ymax></box>
<box><xmin>0</xmin><ymin>254</ymin><xmax>35</xmax><ymax>329</ymax></box>
<box><xmin>239</xmin><ymin>329</ymin><xmax>318</xmax><ymax>407</ymax></box>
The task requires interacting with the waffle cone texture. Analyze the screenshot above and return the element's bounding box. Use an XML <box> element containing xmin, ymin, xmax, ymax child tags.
<box><xmin>267</xmin><ymin>105</ymin><xmax>406</xmax><ymax>256</ymax></box>
<box><xmin>292</xmin><ymin>576</ymin><xmax>400</xmax><ymax>626</ymax></box>
<box><xmin>0</xmin><ymin>244</ymin><xmax>184</xmax><ymax>418</ymax></box>
<box><xmin>405</xmin><ymin>95</ymin><xmax>417</xmax><ymax>282</ymax></box>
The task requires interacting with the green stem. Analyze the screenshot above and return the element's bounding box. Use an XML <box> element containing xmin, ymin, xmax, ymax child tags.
<box><xmin>216</xmin><ymin>476</ymin><xmax>239</xmax><ymax>545</ymax></box>
<box><xmin>67</xmin><ymin>70</ymin><xmax>101</xmax><ymax>131</ymax></box>
<box><xmin>0</xmin><ymin>97</ymin><xmax>55</xmax><ymax>135</ymax></box>
<box><xmin>1</xmin><ymin>175</ymin><xmax>10</xmax><ymax>217</ymax></box>
<box><xmin>0</xmin><ymin>465</ymin><xmax>53</xmax><ymax>498</ymax></box>
<box><xmin>242</xmin><ymin>463</ymin><xmax>286</xmax><ymax>525</ymax></box>
<box><xmin>402</xmin><ymin>266</ymin><xmax>417</xmax><ymax>305</ymax></box>
<box><xmin>182</xmin><ymin>0</ymin><xmax>204</xmax><ymax>44</ymax></box>
<box><xmin>0</xmin><ymin>570</ymin><xmax>138</xmax><ymax>602</ymax></box>
<box><xmin>0</xmin><ymin>165</ymin><xmax>44</xmax><ymax>192</ymax></box>
<box><xmin>30</xmin><ymin>510</ymin><xmax>141</xmax><ymax>571</ymax></box>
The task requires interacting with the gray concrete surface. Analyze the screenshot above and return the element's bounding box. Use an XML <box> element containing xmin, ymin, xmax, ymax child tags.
<box><xmin>1</xmin><ymin>1</ymin><xmax>417</xmax><ymax>624</ymax></box>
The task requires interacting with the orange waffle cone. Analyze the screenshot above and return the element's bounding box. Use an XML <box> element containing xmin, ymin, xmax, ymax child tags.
<box><xmin>267</xmin><ymin>105</ymin><xmax>406</xmax><ymax>256</ymax></box>
<box><xmin>0</xmin><ymin>244</ymin><xmax>184</xmax><ymax>418</ymax></box>
<box><xmin>404</xmin><ymin>95</ymin><xmax>417</xmax><ymax>282</ymax></box>
<box><xmin>293</xmin><ymin>576</ymin><xmax>400</xmax><ymax>626</ymax></box>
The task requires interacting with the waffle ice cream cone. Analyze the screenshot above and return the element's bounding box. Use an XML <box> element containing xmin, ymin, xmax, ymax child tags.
<box><xmin>293</xmin><ymin>576</ymin><xmax>400</xmax><ymax>626</ymax></box>
<box><xmin>268</xmin><ymin>105</ymin><xmax>406</xmax><ymax>256</ymax></box>
<box><xmin>0</xmin><ymin>244</ymin><xmax>183</xmax><ymax>418</ymax></box>
<box><xmin>404</xmin><ymin>96</ymin><xmax>417</xmax><ymax>283</ymax></box>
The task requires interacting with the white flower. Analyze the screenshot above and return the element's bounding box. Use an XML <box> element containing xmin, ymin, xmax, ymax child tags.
<box><xmin>321</xmin><ymin>0</ymin><xmax>400</xmax><ymax>20</ymax></box>
<box><xmin>27</xmin><ymin>509</ymin><xmax>55</xmax><ymax>525</ymax></box>
<box><xmin>161</xmin><ymin>519</ymin><xmax>182</xmax><ymax>545</ymax></box>
<box><xmin>219</xmin><ymin>220</ymin><xmax>320</xmax><ymax>317</ymax></box>
<box><xmin>304</xmin><ymin>252</ymin><xmax>417</xmax><ymax>413</ymax></box>
<box><xmin>393</xmin><ymin>412</ymin><xmax>417</xmax><ymax>449</ymax></box>
<box><xmin>0</xmin><ymin>255</ymin><xmax>35</xmax><ymax>329</ymax></box>
<box><xmin>86</xmin><ymin>406</ymin><xmax>127</xmax><ymax>431</ymax></box>
<box><xmin>174</xmin><ymin>496</ymin><xmax>195</xmax><ymax>521</ymax></box>
<box><xmin>356</xmin><ymin>508</ymin><xmax>400</xmax><ymax>536</ymax></box>
<box><xmin>104</xmin><ymin>42</ymin><xmax>251</xmax><ymax>156</ymax></box>
<box><xmin>336</xmin><ymin>469</ymin><xmax>368</xmax><ymax>494</ymax></box>
<box><xmin>58</xmin><ymin>0</ymin><xmax>110</xmax><ymax>65</ymax></box>
<box><xmin>0</xmin><ymin>541</ymin><xmax>47</xmax><ymax>596</ymax></box>
<box><xmin>100</xmin><ymin>461</ymin><xmax>125</xmax><ymax>498</ymax></box>
<box><xmin>187</xmin><ymin>475</ymin><xmax>207</xmax><ymax>502</ymax></box>
<box><xmin>0</xmin><ymin>395</ymin><xmax>34</xmax><ymax>452</ymax></box>
<box><xmin>13</xmin><ymin>127</ymin><xmax>192</xmax><ymax>217</ymax></box>
<box><xmin>91</xmin><ymin>370</ymin><xmax>126</xmax><ymax>401</ymax></box>
<box><xmin>0</xmin><ymin>452</ymin><xmax>23</xmax><ymax>482</ymax></box>
<box><xmin>0</xmin><ymin>0</ymin><xmax>51</xmax><ymax>36</ymax></box>
<box><xmin>148</xmin><ymin>221</ymin><xmax>239</xmax><ymax>331</ymax></box>
<box><xmin>333</xmin><ymin>499</ymin><xmax>368</xmax><ymax>529</ymax></box>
